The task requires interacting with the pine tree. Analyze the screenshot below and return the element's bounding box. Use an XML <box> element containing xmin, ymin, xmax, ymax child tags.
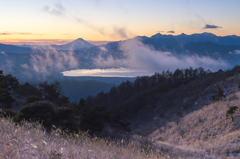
<box><xmin>226</xmin><ymin>106</ymin><xmax>238</xmax><ymax>122</ymax></box>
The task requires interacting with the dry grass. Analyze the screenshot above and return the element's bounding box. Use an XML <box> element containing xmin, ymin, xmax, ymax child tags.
<box><xmin>2</xmin><ymin>74</ymin><xmax>240</xmax><ymax>158</ymax></box>
<box><xmin>149</xmin><ymin>91</ymin><xmax>240</xmax><ymax>158</ymax></box>
<box><xmin>0</xmin><ymin>117</ymin><xmax>167</xmax><ymax>159</ymax></box>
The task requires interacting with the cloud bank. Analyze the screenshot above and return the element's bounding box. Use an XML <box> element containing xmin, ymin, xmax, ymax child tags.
<box><xmin>93</xmin><ymin>38</ymin><xmax>228</xmax><ymax>73</ymax></box>
<box><xmin>29</xmin><ymin>47</ymin><xmax>78</xmax><ymax>77</ymax></box>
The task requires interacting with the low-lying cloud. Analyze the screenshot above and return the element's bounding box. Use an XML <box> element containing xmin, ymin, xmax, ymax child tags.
<box><xmin>203</xmin><ymin>24</ymin><xmax>222</xmax><ymax>29</ymax></box>
<box><xmin>29</xmin><ymin>46</ymin><xmax>78</xmax><ymax>77</ymax></box>
<box><xmin>234</xmin><ymin>50</ymin><xmax>240</xmax><ymax>54</ymax></box>
<box><xmin>229</xmin><ymin>50</ymin><xmax>240</xmax><ymax>55</ymax></box>
<box><xmin>94</xmin><ymin>38</ymin><xmax>228</xmax><ymax>73</ymax></box>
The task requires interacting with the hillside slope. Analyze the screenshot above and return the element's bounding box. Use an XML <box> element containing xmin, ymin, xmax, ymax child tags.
<box><xmin>130</xmin><ymin>72</ymin><xmax>240</xmax><ymax>158</ymax></box>
<box><xmin>0</xmin><ymin>117</ymin><xmax>163</xmax><ymax>159</ymax></box>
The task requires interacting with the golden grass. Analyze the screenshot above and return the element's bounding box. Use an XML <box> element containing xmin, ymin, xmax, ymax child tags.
<box><xmin>149</xmin><ymin>92</ymin><xmax>240</xmax><ymax>158</ymax></box>
<box><xmin>0</xmin><ymin>117</ymin><xmax>166</xmax><ymax>159</ymax></box>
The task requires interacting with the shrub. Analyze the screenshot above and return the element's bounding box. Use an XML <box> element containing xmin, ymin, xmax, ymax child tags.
<box><xmin>17</xmin><ymin>82</ymin><xmax>41</xmax><ymax>97</ymax></box>
<box><xmin>211</xmin><ymin>87</ymin><xmax>225</xmax><ymax>101</ymax></box>
<box><xmin>226</xmin><ymin>106</ymin><xmax>238</xmax><ymax>122</ymax></box>
<box><xmin>16</xmin><ymin>101</ymin><xmax>56</xmax><ymax>132</ymax></box>
<box><xmin>25</xmin><ymin>95</ymin><xmax>43</xmax><ymax>104</ymax></box>
<box><xmin>80</xmin><ymin>106</ymin><xmax>105</xmax><ymax>133</ymax></box>
<box><xmin>54</xmin><ymin>107</ymin><xmax>80</xmax><ymax>133</ymax></box>
<box><xmin>0</xmin><ymin>109</ymin><xmax>17</xmax><ymax>118</ymax></box>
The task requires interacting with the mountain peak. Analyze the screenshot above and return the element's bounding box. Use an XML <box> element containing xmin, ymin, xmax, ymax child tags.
<box><xmin>76</xmin><ymin>38</ymin><xmax>84</xmax><ymax>41</ymax></box>
<box><xmin>179</xmin><ymin>33</ymin><xmax>187</xmax><ymax>36</ymax></box>
<box><xmin>58</xmin><ymin>38</ymin><xmax>95</xmax><ymax>50</ymax></box>
<box><xmin>151</xmin><ymin>33</ymin><xmax>163</xmax><ymax>38</ymax></box>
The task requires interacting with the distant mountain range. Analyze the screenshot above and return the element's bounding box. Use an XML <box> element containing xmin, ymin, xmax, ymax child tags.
<box><xmin>1</xmin><ymin>32</ymin><xmax>240</xmax><ymax>82</ymax></box>
<box><xmin>19</xmin><ymin>38</ymin><xmax>95</xmax><ymax>50</ymax></box>
<box><xmin>141</xmin><ymin>32</ymin><xmax>240</xmax><ymax>48</ymax></box>
<box><xmin>1</xmin><ymin>32</ymin><xmax>240</xmax><ymax>53</ymax></box>
<box><xmin>0</xmin><ymin>43</ymin><xmax>32</xmax><ymax>54</ymax></box>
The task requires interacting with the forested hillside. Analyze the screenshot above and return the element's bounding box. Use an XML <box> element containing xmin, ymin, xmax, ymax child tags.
<box><xmin>1</xmin><ymin>66</ymin><xmax>240</xmax><ymax>158</ymax></box>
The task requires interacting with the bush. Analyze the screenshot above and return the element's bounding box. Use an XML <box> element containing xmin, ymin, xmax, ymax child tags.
<box><xmin>80</xmin><ymin>106</ymin><xmax>105</xmax><ymax>133</ymax></box>
<box><xmin>211</xmin><ymin>87</ymin><xmax>225</xmax><ymax>101</ymax></box>
<box><xmin>25</xmin><ymin>95</ymin><xmax>43</xmax><ymax>104</ymax></box>
<box><xmin>17</xmin><ymin>82</ymin><xmax>41</xmax><ymax>97</ymax></box>
<box><xmin>16</xmin><ymin>101</ymin><xmax>56</xmax><ymax>132</ymax></box>
<box><xmin>0</xmin><ymin>109</ymin><xmax>17</xmax><ymax>118</ymax></box>
<box><xmin>226</xmin><ymin>106</ymin><xmax>238</xmax><ymax>122</ymax></box>
<box><xmin>54</xmin><ymin>107</ymin><xmax>80</xmax><ymax>133</ymax></box>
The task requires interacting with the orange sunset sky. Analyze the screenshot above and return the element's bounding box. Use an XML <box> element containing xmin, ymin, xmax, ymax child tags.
<box><xmin>1</xmin><ymin>0</ymin><xmax>240</xmax><ymax>45</ymax></box>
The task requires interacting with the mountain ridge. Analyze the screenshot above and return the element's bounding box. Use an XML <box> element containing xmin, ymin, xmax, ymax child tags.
<box><xmin>17</xmin><ymin>38</ymin><xmax>95</xmax><ymax>50</ymax></box>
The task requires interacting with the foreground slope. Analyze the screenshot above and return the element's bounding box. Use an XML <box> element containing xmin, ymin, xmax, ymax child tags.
<box><xmin>0</xmin><ymin>117</ymin><xmax>162</xmax><ymax>159</ymax></box>
<box><xmin>132</xmin><ymin>73</ymin><xmax>240</xmax><ymax>158</ymax></box>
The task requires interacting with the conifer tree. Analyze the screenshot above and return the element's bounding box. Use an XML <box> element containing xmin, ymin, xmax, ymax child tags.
<box><xmin>226</xmin><ymin>106</ymin><xmax>238</xmax><ymax>122</ymax></box>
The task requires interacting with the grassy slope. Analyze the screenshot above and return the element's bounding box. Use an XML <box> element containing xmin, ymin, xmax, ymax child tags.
<box><xmin>0</xmin><ymin>117</ymin><xmax>164</xmax><ymax>159</ymax></box>
<box><xmin>2</xmin><ymin>70</ymin><xmax>240</xmax><ymax>158</ymax></box>
<box><xmin>139</xmin><ymin>74</ymin><xmax>240</xmax><ymax>158</ymax></box>
<box><xmin>114</xmin><ymin>71</ymin><xmax>239</xmax><ymax>135</ymax></box>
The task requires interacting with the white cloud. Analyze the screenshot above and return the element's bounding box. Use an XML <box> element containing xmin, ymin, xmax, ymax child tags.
<box><xmin>21</xmin><ymin>64</ymin><xmax>29</xmax><ymax>69</ymax></box>
<box><xmin>94</xmin><ymin>38</ymin><xmax>228</xmax><ymax>72</ymax></box>
<box><xmin>29</xmin><ymin>46</ymin><xmax>78</xmax><ymax>78</ymax></box>
<box><xmin>234</xmin><ymin>50</ymin><xmax>240</xmax><ymax>54</ymax></box>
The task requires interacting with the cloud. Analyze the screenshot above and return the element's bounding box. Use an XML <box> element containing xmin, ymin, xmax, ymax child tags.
<box><xmin>21</xmin><ymin>64</ymin><xmax>29</xmax><ymax>69</ymax></box>
<box><xmin>0</xmin><ymin>39</ymin><xmax>72</xmax><ymax>45</ymax></box>
<box><xmin>229</xmin><ymin>50</ymin><xmax>240</xmax><ymax>55</ymax></box>
<box><xmin>0</xmin><ymin>32</ymin><xmax>43</xmax><ymax>36</ymax></box>
<box><xmin>76</xmin><ymin>18</ymin><xmax>131</xmax><ymax>39</ymax></box>
<box><xmin>234</xmin><ymin>50</ymin><xmax>240</xmax><ymax>54</ymax></box>
<box><xmin>203</xmin><ymin>24</ymin><xmax>222</xmax><ymax>29</ymax></box>
<box><xmin>87</xmin><ymin>41</ymin><xmax>112</xmax><ymax>46</ymax></box>
<box><xmin>167</xmin><ymin>30</ymin><xmax>175</xmax><ymax>33</ymax></box>
<box><xmin>76</xmin><ymin>18</ymin><xmax>105</xmax><ymax>35</ymax></box>
<box><xmin>112</xmin><ymin>26</ymin><xmax>128</xmax><ymax>39</ymax></box>
<box><xmin>93</xmin><ymin>38</ymin><xmax>228</xmax><ymax>73</ymax></box>
<box><xmin>43</xmin><ymin>2</ymin><xmax>66</xmax><ymax>16</ymax></box>
<box><xmin>28</xmin><ymin>46</ymin><xmax>79</xmax><ymax>79</ymax></box>
<box><xmin>99</xmin><ymin>46</ymin><xmax>108</xmax><ymax>52</ymax></box>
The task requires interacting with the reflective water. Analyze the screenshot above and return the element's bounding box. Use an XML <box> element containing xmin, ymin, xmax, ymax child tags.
<box><xmin>62</xmin><ymin>68</ymin><xmax>154</xmax><ymax>77</ymax></box>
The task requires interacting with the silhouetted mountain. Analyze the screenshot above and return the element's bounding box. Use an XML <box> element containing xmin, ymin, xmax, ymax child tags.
<box><xmin>0</xmin><ymin>43</ymin><xmax>32</xmax><ymax>54</ymax></box>
<box><xmin>2</xmin><ymin>33</ymin><xmax>240</xmax><ymax>83</ymax></box>
<box><xmin>19</xmin><ymin>38</ymin><xmax>95</xmax><ymax>50</ymax></box>
<box><xmin>73</xmin><ymin>33</ymin><xmax>240</xmax><ymax>67</ymax></box>
<box><xmin>52</xmin><ymin>38</ymin><xmax>95</xmax><ymax>50</ymax></box>
<box><xmin>140</xmin><ymin>32</ymin><xmax>240</xmax><ymax>49</ymax></box>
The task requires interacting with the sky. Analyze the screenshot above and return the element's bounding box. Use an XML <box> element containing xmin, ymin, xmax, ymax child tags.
<box><xmin>0</xmin><ymin>0</ymin><xmax>240</xmax><ymax>45</ymax></box>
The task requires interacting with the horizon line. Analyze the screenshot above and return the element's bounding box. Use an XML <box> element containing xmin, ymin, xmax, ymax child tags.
<box><xmin>0</xmin><ymin>32</ymin><xmax>239</xmax><ymax>46</ymax></box>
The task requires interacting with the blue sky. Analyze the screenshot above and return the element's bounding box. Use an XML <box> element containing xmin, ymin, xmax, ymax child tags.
<box><xmin>0</xmin><ymin>0</ymin><xmax>240</xmax><ymax>44</ymax></box>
